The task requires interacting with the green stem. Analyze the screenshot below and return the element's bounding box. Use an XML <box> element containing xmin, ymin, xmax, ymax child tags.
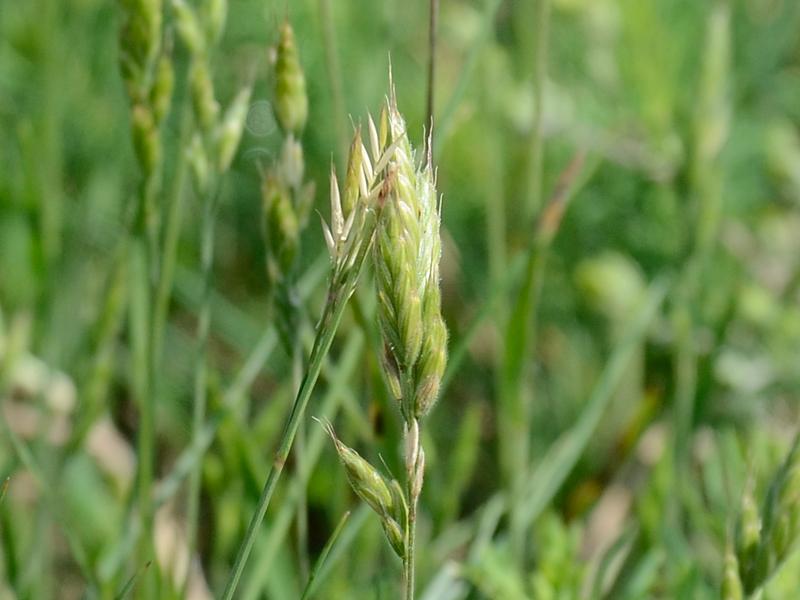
<box><xmin>220</xmin><ymin>226</ymin><xmax>376</xmax><ymax>600</ymax></box>
<box><xmin>435</xmin><ymin>0</ymin><xmax>503</xmax><ymax>156</ymax></box>
<box><xmin>186</xmin><ymin>183</ymin><xmax>221</xmax><ymax>586</ymax></box>
<box><xmin>426</xmin><ymin>0</ymin><xmax>439</xmax><ymax>142</ymax></box>
<box><xmin>404</xmin><ymin>433</ymin><xmax>422</xmax><ymax>600</ymax></box>
<box><xmin>153</xmin><ymin>111</ymin><xmax>192</xmax><ymax>361</ymax></box>
<box><xmin>132</xmin><ymin>173</ymin><xmax>160</xmax><ymax>581</ymax></box>
<box><xmin>300</xmin><ymin>510</ymin><xmax>351</xmax><ymax>600</ymax></box>
<box><xmin>317</xmin><ymin>0</ymin><xmax>348</xmax><ymax>162</ymax></box>
<box><xmin>293</xmin><ymin>335</ymin><xmax>310</xmax><ymax>580</ymax></box>
<box><xmin>404</xmin><ymin>501</ymin><xmax>417</xmax><ymax>600</ymax></box>
<box><xmin>525</xmin><ymin>0</ymin><xmax>551</xmax><ymax>221</ymax></box>
<box><xmin>501</xmin><ymin>152</ymin><xmax>585</xmax><ymax>564</ymax></box>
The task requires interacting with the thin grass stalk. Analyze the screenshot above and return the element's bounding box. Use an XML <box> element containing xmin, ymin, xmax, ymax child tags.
<box><xmin>518</xmin><ymin>278</ymin><xmax>669</xmax><ymax>528</ymax></box>
<box><xmin>435</xmin><ymin>0</ymin><xmax>503</xmax><ymax>155</ymax></box>
<box><xmin>525</xmin><ymin>0</ymin><xmax>551</xmax><ymax>221</ymax></box>
<box><xmin>131</xmin><ymin>174</ymin><xmax>161</xmax><ymax>586</ymax></box>
<box><xmin>186</xmin><ymin>182</ymin><xmax>222</xmax><ymax>580</ymax></box>
<box><xmin>69</xmin><ymin>240</ymin><xmax>129</xmax><ymax>450</ymax></box>
<box><xmin>672</xmin><ymin>1</ymin><xmax>730</xmax><ymax>521</ymax></box>
<box><xmin>100</xmin><ymin>311</ymin><xmax>294</xmax><ymax>578</ymax></box>
<box><xmin>153</xmin><ymin>109</ymin><xmax>193</xmax><ymax>361</ymax></box>
<box><xmin>238</xmin><ymin>333</ymin><xmax>363</xmax><ymax>599</ymax></box>
<box><xmin>405</xmin><ymin>428</ymin><xmax>422</xmax><ymax>600</ymax></box>
<box><xmin>426</xmin><ymin>0</ymin><xmax>439</xmax><ymax>143</ymax></box>
<box><xmin>300</xmin><ymin>510</ymin><xmax>351</xmax><ymax>600</ymax></box>
<box><xmin>149</xmin><ymin>259</ymin><xmax>324</xmax><ymax>508</ymax></box>
<box><xmin>441</xmin><ymin>156</ymin><xmax>597</xmax><ymax>397</ymax></box>
<box><xmin>293</xmin><ymin>338</ymin><xmax>310</xmax><ymax>579</ymax></box>
<box><xmin>501</xmin><ymin>152</ymin><xmax>584</xmax><ymax>564</ymax></box>
<box><xmin>317</xmin><ymin>0</ymin><xmax>348</xmax><ymax>161</ymax></box>
<box><xmin>220</xmin><ymin>217</ymin><xmax>378</xmax><ymax>600</ymax></box>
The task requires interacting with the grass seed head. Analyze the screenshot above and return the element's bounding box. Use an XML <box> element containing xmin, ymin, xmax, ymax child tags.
<box><xmin>273</xmin><ymin>21</ymin><xmax>308</xmax><ymax>136</ymax></box>
<box><xmin>131</xmin><ymin>103</ymin><xmax>161</xmax><ymax>173</ymax></box>
<box><xmin>188</xmin><ymin>133</ymin><xmax>210</xmax><ymax>193</ymax></box>
<box><xmin>172</xmin><ymin>0</ymin><xmax>206</xmax><ymax>57</ymax></box>
<box><xmin>201</xmin><ymin>0</ymin><xmax>227</xmax><ymax>46</ymax></box>
<box><xmin>343</xmin><ymin>127</ymin><xmax>364</xmax><ymax>216</ymax></box>
<box><xmin>215</xmin><ymin>84</ymin><xmax>252</xmax><ymax>172</ymax></box>
<box><xmin>119</xmin><ymin>0</ymin><xmax>163</xmax><ymax>100</ymax></box>
<box><xmin>373</xmin><ymin>93</ymin><xmax>447</xmax><ymax>419</ymax></box>
<box><xmin>150</xmin><ymin>51</ymin><xmax>175</xmax><ymax>125</ymax></box>
<box><xmin>320</xmin><ymin>420</ymin><xmax>408</xmax><ymax>557</ymax></box>
<box><xmin>262</xmin><ymin>174</ymin><xmax>299</xmax><ymax>287</ymax></box>
<box><xmin>280</xmin><ymin>135</ymin><xmax>305</xmax><ymax>191</ymax></box>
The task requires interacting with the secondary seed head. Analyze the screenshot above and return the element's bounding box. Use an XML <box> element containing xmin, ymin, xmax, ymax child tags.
<box><xmin>262</xmin><ymin>174</ymin><xmax>299</xmax><ymax>288</ymax></box>
<box><xmin>190</xmin><ymin>60</ymin><xmax>220</xmax><ymax>136</ymax></box>
<box><xmin>119</xmin><ymin>0</ymin><xmax>163</xmax><ymax>100</ymax></box>
<box><xmin>320</xmin><ymin>419</ymin><xmax>407</xmax><ymax>557</ymax></box>
<box><xmin>201</xmin><ymin>0</ymin><xmax>227</xmax><ymax>46</ymax></box>
<box><xmin>215</xmin><ymin>84</ymin><xmax>252</xmax><ymax>172</ymax></box>
<box><xmin>273</xmin><ymin>21</ymin><xmax>308</xmax><ymax>136</ymax></box>
<box><xmin>172</xmin><ymin>0</ymin><xmax>205</xmax><ymax>57</ymax></box>
<box><xmin>131</xmin><ymin>104</ymin><xmax>160</xmax><ymax>173</ymax></box>
<box><xmin>150</xmin><ymin>51</ymin><xmax>175</xmax><ymax>126</ymax></box>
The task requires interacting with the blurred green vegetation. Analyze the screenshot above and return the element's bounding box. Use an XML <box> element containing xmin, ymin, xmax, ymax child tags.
<box><xmin>1</xmin><ymin>0</ymin><xmax>800</xmax><ymax>598</ymax></box>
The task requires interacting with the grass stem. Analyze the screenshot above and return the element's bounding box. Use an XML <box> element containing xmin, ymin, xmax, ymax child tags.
<box><xmin>426</xmin><ymin>0</ymin><xmax>439</xmax><ymax>145</ymax></box>
<box><xmin>186</xmin><ymin>182</ymin><xmax>221</xmax><ymax>586</ymax></box>
<box><xmin>525</xmin><ymin>0</ymin><xmax>551</xmax><ymax>221</ymax></box>
<box><xmin>220</xmin><ymin>221</ymin><xmax>377</xmax><ymax>600</ymax></box>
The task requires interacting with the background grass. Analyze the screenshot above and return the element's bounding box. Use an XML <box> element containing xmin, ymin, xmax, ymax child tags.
<box><xmin>2</xmin><ymin>0</ymin><xmax>800</xmax><ymax>598</ymax></box>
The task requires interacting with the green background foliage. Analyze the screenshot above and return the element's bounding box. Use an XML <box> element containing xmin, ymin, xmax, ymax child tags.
<box><xmin>1</xmin><ymin>0</ymin><xmax>800</xmax><ymax>598</ymax></box>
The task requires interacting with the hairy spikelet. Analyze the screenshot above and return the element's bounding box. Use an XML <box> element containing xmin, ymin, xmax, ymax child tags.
<box><xmin>374</xmin><ymin>93</ymin><xmax>447</xmax><ymax>419</ymax></box>
<box><xmin>320</xmin><ymin>420</ymin><xmax>406</xmax><ymax>557</ymax></box>
<box><xmin>273</xmin><ymin>22</ymin><xmax>308</xmax><ymax>136</ymax></box>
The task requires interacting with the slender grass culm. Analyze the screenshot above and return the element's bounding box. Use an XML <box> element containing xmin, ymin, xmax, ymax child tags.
<box><xmin>261</xmin><ymin>19</ymin><xmax>316</xmax><ymax>577</ymax></box>
<box><xmin>324</xmin><ymin>84</ymin><xmax>448</xmax><ymax>600</ymax></box>
<box><xmin>220</xmin><ymin>89</ymin><xmax>399</xmax><ymax>600</ymax></box>
<box><xmin>171</xmin><ymin>0</ymin><xmax>253</xmax><ymax>591</ymax></box>
<box><xmin>117</xmin><ymin>0</ymin><xmax>173</xmax><ymax>588</ymax></box>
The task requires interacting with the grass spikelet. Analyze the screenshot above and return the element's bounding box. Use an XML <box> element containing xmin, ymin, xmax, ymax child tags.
<box><xmin>274</xmin><ymin>21</ymin><xmax>308</xmax><ymax>136</ymax></box>
<box><xmin>318</xmin><ymin>418</ymin><xmax>407</xmax><ymax>557</ymax></box>
<box><xmin>374</xmin><ymin>94</ymin><xmax>447</xmax><ymax>421</ymax></box>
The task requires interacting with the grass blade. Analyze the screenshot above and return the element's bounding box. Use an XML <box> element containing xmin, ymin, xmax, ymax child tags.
<box><xmin>114</xmin><ymin>561</ymin><xmax>152</xmax><ymax>600</ymax></box>
<box><xmin>519</xmin><ymin>278</ymin><xmax>669</xmax><ymax>528</ymax></box>
<box><xmin>300</xmin><ymin>510</ymin><xmax>352</xmax><ymax>600</ymax></box>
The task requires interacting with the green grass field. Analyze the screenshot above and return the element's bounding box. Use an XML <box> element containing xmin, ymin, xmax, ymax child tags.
<box><xmin>1</xmin><ymin>0</ymin><xmax>800</xmax><ymax>598</ymax></box>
